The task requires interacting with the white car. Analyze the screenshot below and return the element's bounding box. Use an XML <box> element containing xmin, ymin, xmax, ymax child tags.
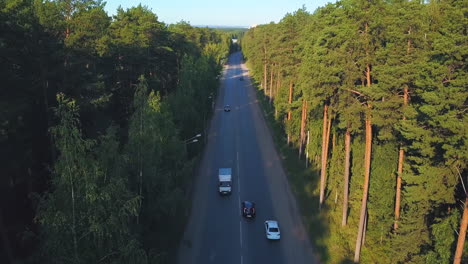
<box><xmin>264</xmin><ymin>220</ymin><xmax>280</xmax><ymax>240</ymax></box>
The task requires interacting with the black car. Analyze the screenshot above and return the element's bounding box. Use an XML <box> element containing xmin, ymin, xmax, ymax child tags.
<box><xmin>224</xmin><ymin>105</ymin><xmax>231</xmax><ymax>112</ymax></box>
<box><xmin>242</xmin><ymin>201</ymin><xmax>256</xmax><ymax>218</ymax></box>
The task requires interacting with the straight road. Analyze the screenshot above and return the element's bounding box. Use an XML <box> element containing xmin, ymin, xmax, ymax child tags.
<box><xmin>178</xmin><ymin>52</ymin><xmax>317</xmax><ymax>264</ymax></box>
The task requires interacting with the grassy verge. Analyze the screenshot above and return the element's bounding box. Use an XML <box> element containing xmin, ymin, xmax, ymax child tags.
<box><xmin>169</xmin><ymin>89</ymin><xmax>216</xmax><ymax>263</ymax></box>
<box><xmin>254</xmin><ymin>87</ymin><xmax>331</xmax><ymax>263</ymax></box>
<box><xmin>164</xmin><ymin>154</ymin><xmax>201</xmax><ymax>263</ymax></box>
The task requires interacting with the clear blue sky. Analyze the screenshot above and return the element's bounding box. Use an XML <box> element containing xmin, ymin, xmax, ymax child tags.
<box><xmin>103</xmin><ymin>0</ymin><xmax>335</xmax><ymax>27</ymax></box>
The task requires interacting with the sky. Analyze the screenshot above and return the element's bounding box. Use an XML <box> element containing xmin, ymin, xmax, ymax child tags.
<box><xmin>103</xmin><ymin>0</ymin><xmax>335</xmax><ymax>27</ymax></box>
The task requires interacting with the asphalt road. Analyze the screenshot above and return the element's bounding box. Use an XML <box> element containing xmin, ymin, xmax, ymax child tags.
<box><xmin>178</xmin><ymin>52</ymin><xmax>318</xmax><ymax>264</ymax></box>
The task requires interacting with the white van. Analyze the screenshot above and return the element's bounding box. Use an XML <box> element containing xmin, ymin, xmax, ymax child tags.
<box><xmin>218</xmin><ymin>168</ymin><xmax>232</xmax><ymax>195</ymax></box>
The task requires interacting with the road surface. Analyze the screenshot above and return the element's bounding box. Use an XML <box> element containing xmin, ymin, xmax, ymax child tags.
<box><xmin>178</xmin><ymin>52</ymin><xmax>317</xmax><ymax>264</ymax></box>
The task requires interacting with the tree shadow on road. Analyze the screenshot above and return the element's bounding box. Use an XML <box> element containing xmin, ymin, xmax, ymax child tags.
<box><xmin>254</xmin><ymin>87</ymin><xmax>330</xmax><ymax>263</ymax></box>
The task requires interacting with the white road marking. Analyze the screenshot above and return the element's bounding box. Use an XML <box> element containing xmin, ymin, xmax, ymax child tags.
<box><xmin>237</xmin><ymin>151</ymin><xmax>241</xmax><ymax>214</ymax></box>
<box><xmin>236</xmin><ymin>56</ymin><xmax>244</xmax><ymax>264</ymax></box>
<box><xmin>237</xmin><ymin>151</ymin><xmax>241</xmax><ymax>193</ymax></box>
<box><xmin>239</xmin><ymin>220</ymin><xmax>243</xmax><ymax>248</ymax></box>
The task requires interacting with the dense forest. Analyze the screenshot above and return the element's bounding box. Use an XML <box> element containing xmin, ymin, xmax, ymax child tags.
<box><xmin>214</xmin><ymin>27</ymin><xmax>248</xmax><ymax>41</ymax></box>
<box><xmin>242</xmin><ymin>0</ymin><xmax>466</xmax><ymax>263</ymax></box>
<box><xmin>0</xmin><ymin>0</ymin><xmax>231</xmax><ymax>263</ymax></box>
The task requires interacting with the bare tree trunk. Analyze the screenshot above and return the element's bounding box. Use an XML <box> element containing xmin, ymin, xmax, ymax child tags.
<box><xmin>354</xmin><ymin>48</ymin><xmax>372</xmax><ymax>261</ymax></box>
<box><xmin>287</xmin><ymin>81</ymin><xmax>293</xmax><ymax>121</ymax></box>
<box><xmin>394</xmin><ymin>145</ymin><xmax>404</xmax><ymax>230</ymax></box>
<box><xmin>299</xmin><ymin>100</ymin><xmax>307</xmax><ymax>157</ymax></box>
<box><xmin>394</xmin><ymin>32</ymin><xmax>412</xmax><ymax>230</ymax></box>
<box><xmin>342</xmin><ymin>127</ymin><xmax>351</xmax><ymax>226</ymax></box>
<box><xmin>269</xmin><ymin>64</ymin><xmax>274</xmax><ymax>104</ymax></box>
<box><xmin>454</xmin><ymin>197</ymin><xmax>468</xmax><ymax>264</ymax></box>
<box><xmin>394</xmin><ymin>81</ymin><xmax>409</xmax><ymax>230</ymax></box>
<box><xmin>319</xmin><ymin>104</ymin><xmax>329</xmax><ymax>208</ymax></box>
<box><xmin>366</xmin><ymin>65</ymin><xmax>371</xmax><ymax>87</ymax></box>
<box><xmin>287</xmin><ymin>81</ymin><xmax>293</xmax><ymax>146</ymax></box>
<box><xmin>354</xmin><ymin>108</ymin><xmax>372</xmax><ymax>263</ymax></box>
<box><xmin>299</xmin><ymin>100</ymin><xmax>305</xmax><ymax>157</ymax></box>
<box><xmin>326</xmin><ymin>116</ymin><xmax>332</xmax><ymax>155</ymax></box>
<box><xmin>276</xmin><ymin>67</ymin><xmax>281</xmax><ymax>99</ymax></box>
<box><xmin>362</xmin><ymin>210</ymin><xmax>368</xmax><ymax>246</ymax></box>
<box><xmin>326</xmin><ymin>117</ymin><xmax>332</xmax><ymax>150</ymax></box>
<box><xmin>332</xmin><ymin>131</ymin><xmax>336</xmax><ymax>151</ymax></box>
<box><xmin>274</xmin><ymin>68</ymin><xmax>281</xmax><ymax>118</ymax></box>
<box><xmin>407</xmin><ymin>30</ymin><xmax>412</xmax><ymax>55</ymax></box>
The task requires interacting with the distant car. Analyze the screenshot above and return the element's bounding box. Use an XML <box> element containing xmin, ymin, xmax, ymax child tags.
<box><xmin>239</xmin><ymin>77</ymin><xmax>244</xmax><ymax>81</ymax></box>
<box><xmin>224</xmin><ymin>105</ymin><xmax>231</xmax><ymax>112</ymax></box>
<box><xmin>265</xmin><ymin>220</ymin><xmax>280</xmax><ymax>240</ymax></box>
<box><xmin>242</xmin><ymin>201</ymin><xmax>256</xmax><ymax>218</ymax></box>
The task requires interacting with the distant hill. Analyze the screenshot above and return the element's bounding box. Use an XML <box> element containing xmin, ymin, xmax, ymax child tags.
<box><xmin>194</xmin><ymin>25</ymin><xmax>248</xmax><ymax>29</ymax></box>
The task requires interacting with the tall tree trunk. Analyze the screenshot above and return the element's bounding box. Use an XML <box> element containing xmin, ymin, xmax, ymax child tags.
<box><xmin>362</xmin><ymin>210</ymin><xmax>368</xmax><ymax>245</ymax></box>
<box><xmin>299</xmin><ymin>100</ymin><xmax>307</xmax><ymax>157</ymax></box>
<box><xmin>332</xmin><ymin>131</ymin><xmax>336</xmax><ymax>150</ymax></box>
<box><xmin>269</xmin><ymin>64</ymin><xmax>274</xmax><ymax>104</ymax></box>
<box><xmin>326</xmin><ymin>117</ymin><xmax>332</xmax><ymax>149</ymax></box>
<box><xmin>394</xmin><ymin>139</ymin><xmax>405</xmax><ymax>230</ymax></box>
<box><xmin>342</xmin><ymin>127</ymin><xmax>351</xmax><ymax>226</ymax></box>
<box><xmin>454</xmin><ymin>197</ymin><xmax>468</xmax><ymax>264</ymax></box>
<box><xmin>407</xmin><ymin>29</ymin><xmax>412</xmax><ymax>55</ymax></box>
<box><xmin>276</xmin><ymin>67</ymin><xmax>281</xmax><ymax>99</ymax></box>
<box><xmin>394</xmin><ymin>36</ymin><xmax>411</xmax><ymax>229</ymax></box>
<box><xmin>319</xmin><ymin>104</ymin><xmax>329</xmax><ymax>208</ymax></box>
<box><xmin>286</xmin><ymin>80</ymin><xmax>292</xmax><ymax>145</ymax></box>
<box><xmin>326</xmin><ymin>116</ymin><xmax>332</xmax><ymax>157</ymax></box>
<box><xmin>275</xmin><ymin>68</ymin><xmax>281</xmax><ymax>118</ymax></box>
<box><xmin>299</xmin><ymin>100</ymin><xmax>305</xmax><ymax>156</ymax></box>
<box><xmin>354</xmin><ymin>107</ymin><xmax>372</xmax><ymax>263</ymax></box>
<box><xmin>287</xmin><ymin>81</ymin><xmax>293</xmax><ymax>121</ymax></box>
<box><xmin>354</xmin><ymin>52</ymin><xmax>372</xmax><ymax>261</ymax></box>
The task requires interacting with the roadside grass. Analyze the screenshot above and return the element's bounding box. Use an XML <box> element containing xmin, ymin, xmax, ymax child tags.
<box><xmin>165</xmin><ymin>153</ymin><xmax>203</xmax><ymax>263</ymax></box>
<box><xmin>254</xmin><ymin>87</ymin><xmax>330</xmax><ymax>263</ymax></box>
<box><xmin>170</xmin><ymin>89</ymin><xmax>217</xmax><ymax>263</ymax></box>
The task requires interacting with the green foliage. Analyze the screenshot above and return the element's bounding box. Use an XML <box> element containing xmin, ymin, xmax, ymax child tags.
<box><xmin>242</xmin><ymin>0</ymin><xmax>467</xmax><ymax>263</ymax></box>
<box><xmin>2</xmin><ymin>1</ymin><xmax>229</xmax><ymax>262</ymax></box>
<box><xmin>38</xmin><ymin>94</ymin><xmax>143</xmax><ymax>263</ymax></box>
<box><xmin>426</xmin><ymin>210</ymin><xmax>459</xmax><ymax>264</ymax></box>
<box><xmin>125</xmin><ymin>77</ymin><xmax>189</xmax><ymax>255</ymax></box>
